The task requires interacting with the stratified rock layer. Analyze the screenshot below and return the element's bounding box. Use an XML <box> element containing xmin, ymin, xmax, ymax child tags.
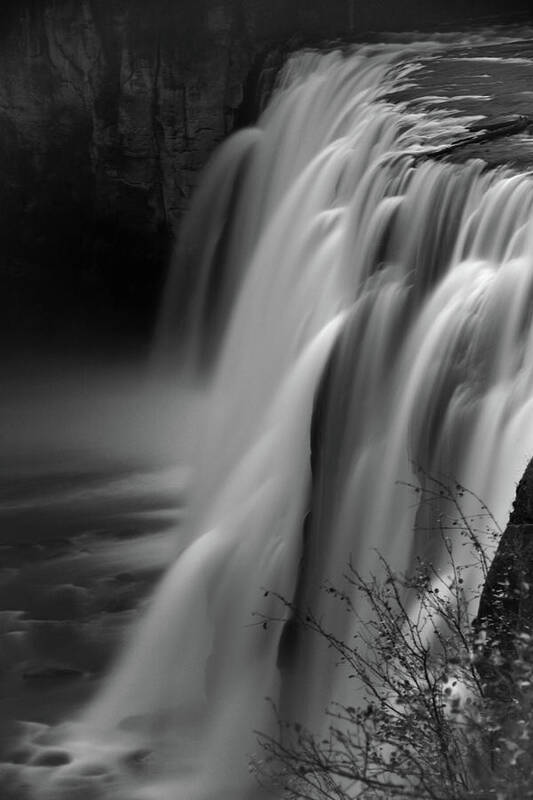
<box><xmin>1</xmin><ymin>0</ymin><xmax>530</xmax><ymax>342</ymax></box>
<box><xmin>0</xmin><ymin>0</ymin><xmax>351</xmax><ymax>341</ymax></box>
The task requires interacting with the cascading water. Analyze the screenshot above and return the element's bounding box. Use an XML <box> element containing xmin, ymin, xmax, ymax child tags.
<box><xmin>15</xmin><ymin>32</ymin><xmax>533</xmax><ymax>800</ymax></box>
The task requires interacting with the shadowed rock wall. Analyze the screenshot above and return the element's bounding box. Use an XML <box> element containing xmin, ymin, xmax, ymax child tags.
<box><xmin>0</xmin><ymin>0</ymin><xmax>530</xmax><ymax>346</ymax></box>
<box><xmin>476</xmin><ymin>460</ymin><xmax>533</xmax><ymax>693</ymax></box>
<box><xmin>0</xmin><ymin>0</ymin><xmax>353</xmax><ymax>344</ymax></box>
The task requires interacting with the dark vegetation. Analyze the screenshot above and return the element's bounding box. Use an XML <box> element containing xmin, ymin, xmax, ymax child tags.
<box><xmin>254</xmin><ymin>469</ymin><xmax>533</xmax><ymax>799</ymax></box>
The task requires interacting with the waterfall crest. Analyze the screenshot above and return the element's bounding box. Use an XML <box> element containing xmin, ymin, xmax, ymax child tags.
<box><xmin>25</xmin><ymin>37</ymin><xmax>533</xmax><ymax>800</ymax></box>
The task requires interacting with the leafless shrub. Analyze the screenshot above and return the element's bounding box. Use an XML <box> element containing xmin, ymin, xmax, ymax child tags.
<box><xmin>253</xmin><ymin>476</ymin><xmax>533</xmax><ymax>799</ymax></box>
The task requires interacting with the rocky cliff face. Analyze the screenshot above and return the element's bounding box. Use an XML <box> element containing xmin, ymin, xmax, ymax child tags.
<box><xmin>0</xmin><ymin>0</ymin><xmax>352</xmax><ymax>344</ymax></box>
<box><xmin>0</xmin><ymin>0</ymin><xmax>530</xmax><ymax>345</ymax></box>
<box><xmin>476</xmin><ymin>460</ymin><xmax>533</xmax><ymax>699</ymax></box>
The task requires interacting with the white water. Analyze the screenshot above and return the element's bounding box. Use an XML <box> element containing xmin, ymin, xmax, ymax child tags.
<box><xmin>19</xmin><ymin>37</ymin><xmax>533</xmax><ymax>800</ymax></box>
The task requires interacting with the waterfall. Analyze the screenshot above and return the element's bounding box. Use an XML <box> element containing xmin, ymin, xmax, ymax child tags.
<box><xmin>23</xmin><ymin>37</ymin><xmax>533</xmax><ymax>800</ymax></box>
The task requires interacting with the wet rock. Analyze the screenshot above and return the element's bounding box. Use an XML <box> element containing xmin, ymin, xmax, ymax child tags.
<box><xmin>468</xmin><ymin>113</ymin><xmax>530</xmax><ymax>137</ymax></box>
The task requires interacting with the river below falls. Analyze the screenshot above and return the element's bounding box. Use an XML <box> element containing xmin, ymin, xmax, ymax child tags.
<box><xmin>0</xmin><ymin>358</ymin><xmax>196</xmax><ymax>760</ymax></box>
<box><xmin>1</xmin><ymin>22</ymin><xmax>533</xmax><ymax>800</ymax></box>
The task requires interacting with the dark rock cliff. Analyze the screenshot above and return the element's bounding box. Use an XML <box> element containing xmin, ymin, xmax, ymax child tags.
<box><xmin>0</xmin><ymin>0</ymin><xmax>530</xmax><ymax>346</ymax></box>
<box><xmin>0</xmin><ymin>0</ymin><xmax>352</xmax><ymax>345</ymax></box>
<box><xmin>476</xmin><ymin>460</ymin><xmax>533</xmax><ymax>697</ymax></box>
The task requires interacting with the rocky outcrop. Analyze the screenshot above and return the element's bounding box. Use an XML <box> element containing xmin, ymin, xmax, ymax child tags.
<box><xmin>1</xmin><ymin>0</ymin><xmax>530</xmax><ymax>343</ymax></box>
<box><xmin>476</xmin><ymin>460</ymin><xmax>533</xmax><ymax>696</ymax></box>
<box><xmin>0</xmin><ymin>0</ymin><xmax>353</xmax><ymax>342</ymax></box>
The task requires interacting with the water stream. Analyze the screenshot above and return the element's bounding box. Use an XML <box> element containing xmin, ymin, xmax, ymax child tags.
<box><xmin>8</xmin><ymin>29</ymin><xmax>533</xmax><ymax>800</ymax></box>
